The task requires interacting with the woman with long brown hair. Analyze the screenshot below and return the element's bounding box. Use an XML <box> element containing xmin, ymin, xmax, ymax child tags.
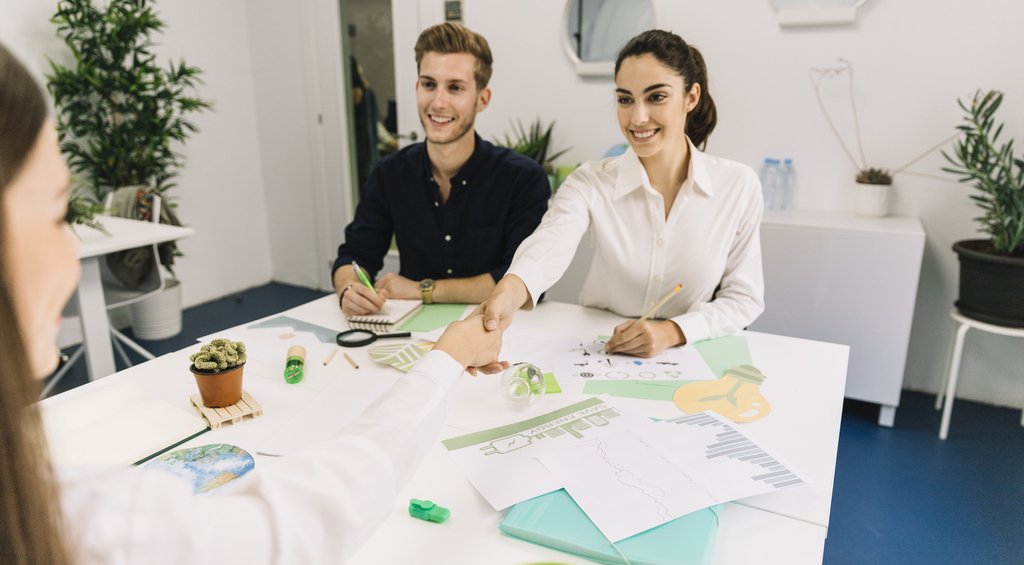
<box><xmin>0</xmin><ymin>41</ymin><xmax>504</xmax><ymax>564</ymax></box>
<box><xmin>477</xmin><ymin>30</ymin><xmax>765</xmax><ymax>359</ymax></box>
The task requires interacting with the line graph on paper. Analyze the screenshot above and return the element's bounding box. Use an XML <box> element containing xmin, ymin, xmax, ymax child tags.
<box><xmin>537</xmin><ymin>428</ymin><xmax>717</xmax><ymax>542</ymax></box>
<box><xmin>663</xmin><ymin>412</ymin><xmax>805</xmax><ymax>489</ymax></box>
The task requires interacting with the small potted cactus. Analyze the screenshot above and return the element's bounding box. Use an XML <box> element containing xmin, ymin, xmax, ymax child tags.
<box><xmin>190</xmin><ymin>338</ymin><xmax>246</xmax><ymax>408</ymax></box>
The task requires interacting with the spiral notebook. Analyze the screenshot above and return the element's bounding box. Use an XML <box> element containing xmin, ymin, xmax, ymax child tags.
<box><xmin>347</xmin><ymin>299</ymin><xmax>422</xmax><ymax>331</ymax></box>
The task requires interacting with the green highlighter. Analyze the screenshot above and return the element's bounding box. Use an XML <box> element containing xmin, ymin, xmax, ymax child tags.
<box><xmin>351</xmin><ymin>261</ymin><xmax>377</xmax><ymax>295</ymax></box>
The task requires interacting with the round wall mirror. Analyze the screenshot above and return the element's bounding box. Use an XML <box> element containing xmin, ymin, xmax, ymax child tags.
<box><xmin>562</xmin><ymin>0</ymin><xmax>656</xmax><ymax>77</ymax></box>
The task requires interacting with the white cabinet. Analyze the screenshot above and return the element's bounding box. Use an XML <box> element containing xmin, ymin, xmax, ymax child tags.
<box><xmin>750</xmin><ymin>210</ymin><xmax>926</xmax><ymax>426</ymax></box>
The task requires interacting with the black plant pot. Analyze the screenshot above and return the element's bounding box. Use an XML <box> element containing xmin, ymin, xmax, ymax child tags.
<box><xmin>953</xmin><ymin>239</ymin><xmax>1024</xmax><ymax>327</ymax></box>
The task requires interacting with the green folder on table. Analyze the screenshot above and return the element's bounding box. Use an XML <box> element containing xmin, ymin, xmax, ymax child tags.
<box><xmin>500</xmin><ymin>489</ymin><xmax>719</xmax><ymax>565</ymax></box>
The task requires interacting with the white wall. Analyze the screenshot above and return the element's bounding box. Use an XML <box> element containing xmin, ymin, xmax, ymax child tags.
<box><xmin>246</xmin><ymin>0</ymin><xmax>355</xmax><ymax>291</ymax></box>
<box><xmin>448</xmin><ymin>0</ymin><xmax>1024</xmax><ymax>408</ymax></box>
<box><xmin>1</xmin><ymin>0</ymin><xmax>275</xmax><ymax>308</ymax></box>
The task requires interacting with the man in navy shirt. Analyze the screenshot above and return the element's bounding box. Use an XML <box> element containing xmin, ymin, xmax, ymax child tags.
<box><xmin>333</xmin><ymin>22</ymin><xmax>549</xmax><ymax>315</ymax></box>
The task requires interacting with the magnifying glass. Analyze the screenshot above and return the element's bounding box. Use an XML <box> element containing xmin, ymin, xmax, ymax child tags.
<box><xmin>335</xmin><ymin>329</ymin><xmax>412</xmax><ymax>348</ymax></box>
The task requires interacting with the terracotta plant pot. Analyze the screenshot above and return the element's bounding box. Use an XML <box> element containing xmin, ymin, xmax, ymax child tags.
<box><xmin>191</xmin><ymin>363</ymin><xmax>244</xmax><ymax>408</ymax></box>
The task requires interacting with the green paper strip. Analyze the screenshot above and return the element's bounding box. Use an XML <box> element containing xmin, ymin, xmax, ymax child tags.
<box><xmin>543</xmin><ymin>372</ymin><xmax>562</xmax><ymax>394</ymax></box>
<box><xmin>583</xmin><ymin>380</ymin><xmax>692</xmax><ymax>402</ymax></box>
<box><xmin>692</xmin><ymin>335</ymin><xmax>752</xmax><ymax>377</ymax></box>
<box><xmin>442</xmin><ymin>397</ymin><xmax>604</xmax><ymax>451</ymax></box>
<box><xmin>399</xmin><ymin>304</ymin><xmax>469</xmax><ymax>332</ymax></box>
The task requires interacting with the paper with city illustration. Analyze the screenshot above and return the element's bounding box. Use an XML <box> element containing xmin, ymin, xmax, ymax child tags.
<box><xmin>537</xmin><ymin>411</ymin><xmax>805</xmax><ymax>542</ymax></box>
<box><xmin>441</xmin><ymin>396</ymin><xmax>652</xmax><ymax>510</ymax></box>
<box><xmin>368</xmin><ymin>341</ymin><xmax>435</xmax><ymax>372</ymax></box>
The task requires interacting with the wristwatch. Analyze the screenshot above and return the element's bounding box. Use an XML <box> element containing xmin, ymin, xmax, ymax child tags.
<box><xmin>419</xmin><ymin>278</ymin><xmax>435</xmax><ymax>304</ymax></box>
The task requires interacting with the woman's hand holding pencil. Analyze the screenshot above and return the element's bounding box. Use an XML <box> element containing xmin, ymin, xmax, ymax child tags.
<box><xmin>604</xmin><ymin>284</ymin><xmax>686</xmax><ymax>357</ymax></box>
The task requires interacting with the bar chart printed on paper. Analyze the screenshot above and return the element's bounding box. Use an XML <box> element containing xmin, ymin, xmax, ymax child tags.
<box><xmin>664</xmin><ymin>412</ymin><xmax>804</xmax><ymax>489</ymax></box>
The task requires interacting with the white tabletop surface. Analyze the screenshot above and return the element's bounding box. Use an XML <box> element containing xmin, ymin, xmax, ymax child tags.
<box><xmin>75</xmin><ymin>215</ymin><xmax>195</xmax><ymax>258</ymax></box>
<box><xmin>42</xmin><ymin>295</ymin><xmax>848</xmax><ymax>564</ymax></box>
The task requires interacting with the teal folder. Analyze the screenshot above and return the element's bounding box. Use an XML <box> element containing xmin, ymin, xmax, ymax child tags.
<box><xmin>500</xmin><ymin>489</ymin><xmax>719</xmax><ymax>565</ymax></box>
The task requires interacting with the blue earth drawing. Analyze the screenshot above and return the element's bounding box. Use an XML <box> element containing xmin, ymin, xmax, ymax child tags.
<box><xmin>146</xmin><ymin>443</ymin><xmax>255</xmax><ymax>494</ymax></box>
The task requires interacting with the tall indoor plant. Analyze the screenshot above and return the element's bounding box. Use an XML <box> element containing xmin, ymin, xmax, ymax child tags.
<box><xmin>943</xmin><ymin>90</ymin><xmax>1024</xmax><ymax>326</ymax></box>
<box><xmin>47</xmin><ymin>0</ymin><xmax>212</xmax><ymax>338</ymax></box>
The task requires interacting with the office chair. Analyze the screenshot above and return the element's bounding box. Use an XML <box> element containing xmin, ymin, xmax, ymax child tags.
<box><xmin>42</xmin><ymin>190</ymin><xmax>166</xmax><ymax>398</ymax></box>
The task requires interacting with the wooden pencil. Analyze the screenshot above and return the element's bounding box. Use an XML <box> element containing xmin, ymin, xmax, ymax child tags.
<box><xmin>323</xmin><ymin>348</ymin><xmax>339</xmax><ymax>366</ymax></box>
<box><xmin>635</xmin><ymin>283</ymin><xmax>684</xmax><ymax>325</ymax></box>
<box><xmin>343</xmin><ymin>352</ymin><xmax>360</xmax><ymax>369</ymax></box>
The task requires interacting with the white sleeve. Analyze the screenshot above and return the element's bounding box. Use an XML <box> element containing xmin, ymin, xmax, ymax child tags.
<box><xmin>60</xmin><ymin>350</ymin><xmax>464</xmax><ymax>565</ymax></box>
<box><xmin>506</xmin><ymin>171</ymin><xmax>592</xmax><ymax>309</ymax></box>
<box><xmin>672</xmin><ymin>172</ymin><xmax>766</xmax><ymax>343</ymax></box>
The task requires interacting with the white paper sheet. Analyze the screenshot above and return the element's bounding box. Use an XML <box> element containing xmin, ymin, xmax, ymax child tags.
<box><xmin>536</xmin><ymin>411</ymin><xmax>807</xmax><ymax>541</ymax></box>
<box><xmin>257</xmin><ymin>367</ymin><xmax>401</xmax><ymax>456</ymax></box>
<box><xmin>440</xmin><ymin>395</ymin><xmax>651</xmax><ymax>510</ymax></box>
<box><xmin>550</xmin><ymin>334</ymin><xmax>716</xmax><ymax>381</ymax></box>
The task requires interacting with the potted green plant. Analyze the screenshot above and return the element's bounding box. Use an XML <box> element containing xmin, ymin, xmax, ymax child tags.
<box><xmin>496</xmin><ymin>118</ymin><xmax>570</xmax><ymax>189</ymax></box>
<box><xmin>190</xmin><ymin>339</ymin><xmax>247</xmax><ymax>408</ymax></box>
<box><xmin>47</xmin><ymin>0</ymin><xmax>212</xmax><ymax>338</ymax></box>
<box><xmin>942</xmin><ymin>90</ymin><xmax>1024</xmax><ymax>326</ymax></box>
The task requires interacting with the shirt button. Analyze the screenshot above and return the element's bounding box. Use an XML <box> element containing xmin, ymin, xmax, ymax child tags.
<box><xmin>446</xmin><ymin>268</ymin><xmax>453</xmax><ymax>275</ymax></box>
<box><xmin>657</xmin><ymin>238</ymin><xmax>664</xmax><ymax>247</ymax></box>
<box><xmin>444</xmin><ymin>234</ymin><xmax>452</xmax><ymax>242</ymax></box>
<box><xmin>654</xmin><ymin>275</ymin><xmax>662</xmax><ymax>282</ymax></box>
<box><xmin>461</xmin><ymin>180</ymin><xmax>467</xmax><ymax>186</ymax></box>
<box><xmin>434</xmin><ymin>201</ymin><xmax>439</xmax><ymax>207</ymax></box>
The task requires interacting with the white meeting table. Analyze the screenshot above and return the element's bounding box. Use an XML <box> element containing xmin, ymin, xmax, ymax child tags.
<box><xmin>43</xmin><ymin>295</ymin><xmax>848</xmax><ymax>564</ymax></box>
<box><xmin>73</xmin><ymin>215</ymin><xmax>195</xmax><ymax>380</ymax></box>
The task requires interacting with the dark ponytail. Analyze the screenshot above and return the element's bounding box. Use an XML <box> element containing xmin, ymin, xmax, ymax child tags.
<box><xmin>615</xmin><ymin>30</ymin><xmax>717</xmax><ymax>150</ymax></box>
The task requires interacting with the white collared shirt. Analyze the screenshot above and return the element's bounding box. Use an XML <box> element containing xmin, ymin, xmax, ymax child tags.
<box><xmin>60</xmin><ymin>351</ymin><xmax>464</xmax><ymax>565</ymax></box>
<box><xmin>508</xmin><ymin>139</ymin><xmax>764</xmax><ymax>344</ymax></box>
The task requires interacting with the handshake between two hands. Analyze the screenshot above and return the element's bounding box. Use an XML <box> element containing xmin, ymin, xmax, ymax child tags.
<box><xmin>435</xmin><ymin>284</ymin><xmax>685</xmax><ymax>375</ymax></box>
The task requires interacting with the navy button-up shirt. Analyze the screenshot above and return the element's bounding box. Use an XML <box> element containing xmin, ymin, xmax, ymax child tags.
<box><xmin>333</xmin><ymin>134</ymin><xmax>550</xmax><ymax>284</ymax></box>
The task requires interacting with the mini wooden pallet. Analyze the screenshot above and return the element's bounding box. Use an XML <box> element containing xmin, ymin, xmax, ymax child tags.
<box><xmin>189</xmin><ymin>390</ymin><xmax>263</xmax><ymax>429</ymax></box>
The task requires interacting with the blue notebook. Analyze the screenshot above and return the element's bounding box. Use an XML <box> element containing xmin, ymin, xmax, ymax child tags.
<box><xmin>500</xmin><ymin>489</ymin><xmax>719</xmax><ymax>565</ymax></box>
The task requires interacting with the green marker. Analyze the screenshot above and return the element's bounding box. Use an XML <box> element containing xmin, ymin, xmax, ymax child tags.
<box><xmin>284</xmin><ymin>345</ymin><xmax>305</xmax><ymax>384</ymax></box>
<box><xmin>351</xmin><ymin>261</ymin><xmax>377</xmax><ymax>295</ymax></box>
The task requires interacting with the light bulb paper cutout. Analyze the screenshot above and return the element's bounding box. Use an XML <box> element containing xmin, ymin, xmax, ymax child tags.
<box><xmin>673</xmin><ymin>364</ymin><xmax>771</xmax><ymax>423</ymax></box>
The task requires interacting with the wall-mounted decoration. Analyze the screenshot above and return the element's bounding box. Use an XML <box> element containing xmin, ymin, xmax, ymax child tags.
<box><xmin>561</xmin><ymin>0</ymin><xmax>655</xmax><ymax>78</ymax></box>
<box><xmin>772</xmin><ymin>0</ymin><xmax>868</xmax><ymax>27</ymax></box>
<box><xmin>445</xmin><ymin>0</ymin><xmax>462</xmax><ymax>22</ymax></box>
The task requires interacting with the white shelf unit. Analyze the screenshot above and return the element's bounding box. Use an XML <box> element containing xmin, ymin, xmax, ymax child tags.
<box><xmin>751</xmin><ymin>209</ymin><xmax>926</xmax><ymax>426</ymax></box>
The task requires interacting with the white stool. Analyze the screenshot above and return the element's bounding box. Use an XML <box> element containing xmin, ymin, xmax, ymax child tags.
<box><xmin>936</xmin><ymin>309</ymin><xmax>1024</xmax><ymax>439</ymax></box>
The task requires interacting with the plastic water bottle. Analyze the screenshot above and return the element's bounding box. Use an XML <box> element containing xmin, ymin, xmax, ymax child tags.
<box><xmin>779</xmin><ymin>158</ymin><xmax>795</xmax><ymax>210</ymax></box>
<box><xmin>759</xmin><ymin>158</ymin><xmax>780</xmax><ymax>210</ymax></box>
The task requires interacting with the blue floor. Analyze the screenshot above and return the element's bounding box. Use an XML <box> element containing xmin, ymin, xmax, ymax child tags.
<box><xmin>44</xmin><ymin>283</ymin><xmax>1024</xmax><ymax>563</ymax></box>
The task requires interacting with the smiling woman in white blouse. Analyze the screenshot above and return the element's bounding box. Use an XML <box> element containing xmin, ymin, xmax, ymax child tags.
<box><xmin>477</xmin><ymin>30</ymin><xmax>765</xmax><ymax>358</ymax></box>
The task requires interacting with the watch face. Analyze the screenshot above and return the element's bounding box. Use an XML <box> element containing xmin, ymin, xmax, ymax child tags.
<box><xmin>419</xmin><ymin>279</ymin><xmax>434</xmax><ymax>290</ymax></box>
